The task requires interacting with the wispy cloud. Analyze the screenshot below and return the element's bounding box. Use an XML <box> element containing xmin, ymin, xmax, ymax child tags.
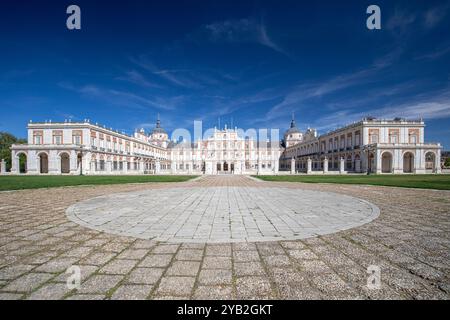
<box><xmin>423</xmin><ymin>4</ymin><xmax>449</xmax><ymax>29</ymax></box>
<box><xmin>58</xmin><ymin>82</ymin><xmax>182</xmax><ymax>111</ymax></box>
<box><xmin>261</xmin><ymin>50</ymin><xmax>402</xmax><ymax>122</ymax></box>
<box><xmin>130</xmin><ymin>56</ymin><xmax>200</xmax><ymax>88</ymax></box>
<box><xmin>415</xmin><ymin>45</ymin><xmax>450</xmax><ymax>60</ymax></box>
<box><xmin>116</xmin><ymin>70</ymin><xmax>163</xmax><ymax>89</ymax></box>
<box><xmin>191</xmin><ymin>18</ymin><xmax>290</xmax><ymax>57</ymax></box>
<box><xmin>386</xmin><ymin>9</ymin><xmax>416</xmax><ymax>32</ymax></box>
<box><xmin>312</xmin><ymin>89</ymin><xmax>450</xmax><ymax>132</ymax></box>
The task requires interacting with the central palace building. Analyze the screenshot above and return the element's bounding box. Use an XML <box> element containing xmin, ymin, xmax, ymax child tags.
<box><xmin>9</xmin><ymin>116</ymin><xmax>442</xmax><ymax>175</ymax></box>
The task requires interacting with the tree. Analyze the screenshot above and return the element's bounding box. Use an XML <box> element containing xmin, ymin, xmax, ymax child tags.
<box><xmin>0</xmin><ymin>132</ymin><xmax>26</xmax><ymax>171</ymax></box>
<box><xmin>445</xmin><ymin>157</ymin><xmax>450</xmax><ymax>168</ymax></box>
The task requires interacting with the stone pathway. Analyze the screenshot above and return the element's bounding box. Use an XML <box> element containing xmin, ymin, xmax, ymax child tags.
<box><xmin>66</xmin><ymin>186</ymin><xmax>379</xmax><ymax>243</ymax></box>
<box><xmin>0</xmin><ymin>175</ymin><xmax>449</xmax><ymax>299</ymax></box>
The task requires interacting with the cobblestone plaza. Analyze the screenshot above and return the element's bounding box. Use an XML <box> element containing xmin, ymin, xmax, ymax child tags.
<box><xmin>0</xmin><ymin>175</ymin><xmax>449</xmax><ymax>300</ymax></box>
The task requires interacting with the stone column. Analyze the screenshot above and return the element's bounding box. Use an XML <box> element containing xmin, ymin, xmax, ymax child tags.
<box><xmin>155</xmin><ymin>160</ymin><xmax>161</xmax><ymax>174</ymax></box>
<box><xmin>339</xmin><ymin>157</ymin><xmax>345</xmax><ymax>174</ymax></box>
<box><xmin>140</xmin><ymin>160</ymin><xmax>145</xmax><ymax>174</ymax></box>
<box><xmin>11</xmin><ymin>156</ymin><xmax>18</xmax><ymax>174</ymax></box>
<box><xmin>355</xmin><ymin>159</ymin><xmax>361</xmax><ymax>173</ymax></box>
<box><xmin>0</xmin><ymin>159</ymin><xmax>6</xmax><ymax>174</ymax></box>
<box><xmin>436</xmin><ymin>149</ymin><xmax>442</xmax><ymax>174</ymax></box>
<box><xmin>323</xmin><ymin>157</ymin><xmax>328</xmax><ymax>174</ymax></box>
<box><xmin>171</xmin><ymin>161</ymin><xmax>177</xmax><ymax>174</ymax></box>
<box><xmin>257</xmin><ymin>157</ymin><xmax>262</xmax><ymax>175</ymax></box>
<box><xmin>106</xmin><ymin>160</ymin><xmax>112</xmax><ymax>174</ymax></box>
<box><xmin>307</xmin><ymin>158</ymin><xmax>312</xmax><ymax>174</ymax></box>
<box><xmin>123</xmin><ymin>161</ymin><xmax>128</xmax><ymax>174</ymax></box>
<box><xmin>290</xmin><ymin>157</ymin><xmax>295</xmax><ymax>174</ymax></box>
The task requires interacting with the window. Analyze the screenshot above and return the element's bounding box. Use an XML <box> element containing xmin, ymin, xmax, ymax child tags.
<box><xmin>370</xmin><ymin>134</ymin><xmax>378</xmax><ymax>144</ymax></box>
<box><xmin>369</xmin><ymin>130</ymin><xmax>379</xmax><ymax>144</ymax></box>
<box><xmin>74</xmin><ymin>136</ymin><xmax>81</xmax><ymax>145</ymax></box>
<box><xmin>390</xmin><ymin>135</ymin><xmax>398</xmax><ymax>144</ymax></box>
<box><xmin>72</xmin><ymin>131</ymin><xmax>82</xmax><ymax>145</ymax></box>
<box><xmin>55</xmin><ymin>135</ymin><xmax>62</xmax><ymax>145</ymax></box>
<box><xmin>34</xmin><ymin>135</ymin><xmax>42</xmax><ymax>145</ymax></box>
<box><xmin>355</xmin><ymin>132</ymin><xmax>360</xmax><ymax>145</ymax></box>
<box><xmin>409</xmin><ymin>129</ymin><xmax>419</xmax><ymax>144</ymax></box>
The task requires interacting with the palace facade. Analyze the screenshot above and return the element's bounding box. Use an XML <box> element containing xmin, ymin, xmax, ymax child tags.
<box><xmin>8</xmin><ymin>116</ymin><xmax>442</xmax><ymax>175</ymax></box>
<box><xmin>280</xmin><ymin>117</ymin><xmax>442</xmax><ymax>174</ymax></box>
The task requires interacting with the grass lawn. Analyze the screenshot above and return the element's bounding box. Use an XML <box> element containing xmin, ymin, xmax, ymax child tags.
<box><xmin>0</xmin><ymin>175</ymin><xmax>197</xmax><ymax>191</ymax></box>
<box><xmin>254</xmin><ymin>174</ymin><xmax>450</xmax><ymax>190</ymax></box>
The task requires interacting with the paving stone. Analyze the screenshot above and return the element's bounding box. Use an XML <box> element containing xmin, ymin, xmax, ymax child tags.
<box><xmin>193</xmin><ymin>285</ymin><xmax>233</xmax><ymax>300</ymax></box>
<box><xmin>155</xmin><ymin>276</ymin><xmax>195</xmax><ymax>296</ymax></box>
<box><xmin>99</xmin><ymin>259</ymin><xmax>137</xmax><ymax>275</ymax></box>
<box><xmin>1</xmin><ymin>273</ymin><xmax>54</xmax><ymax>293</ymax></box>
<box><xmin>198</xmin><ymin>269</ymin><xmax>232</xmax><ymax>285</ymax></box>
<box><xmin>236</xmin><ymin>277</ymin><xmax>273</xmax><ymax>299</ymax></box>
<box><xmin>206</xmin><ymin>245</ymin><xmax>232</xmax><ymax>257</ymax></box>
<box><xmin>139</xmin><ymin>254</ymin><xmax>173</xmax><ymax>268</ymax></box>
<box><xmin>262</xmin><ymin>255</ymin><xmax>291</xmax><ymax>267</ymax></box>
<box><xmin>27</xmin><ymin>283</ymin><xmax>71</xmax><ymax>300</ymax></box>
<box><xmin>80</xmin><ymin>252</ymin><xmax>117</xmax><ymax>266</ymax></box>
<box><xmin>0</xmin><ymin>264</ymin><xmax>36</xmax><ymax>280</ymax></box>
<box><xmin>77</xmin><ymin>275</ymin><xmax>123</xmax><ymax>294</ymax></box>
<box><xmin>66</xmin><ymin>294</ymin><xmax>105</xmax><ymax>300</ymax></box>
<box><xmin>234</xmin><ymin>261</ymin><xmax>266</xmax><ymax>277</ymax></box>
<box><xmin>175</xmin><ymin>249</ymin><xmax>204</xmax><ymax>261</ymax></box>
<box><xmin>110</xmin><ymin>284</ymin><xmax>153</xmax><ymax>300</ymax></box>
<box><xmin>0</xmin><ymin>293</ymin><xmax>24</xmax><ymax>300</ymax></box>
<box><xmin>35</xmin><ymin>257</ymin><xmax>80</xmax><ymax>273</ymax></box>
<box><xmin>202</xmin><ymin>256</ymin><xmax>232</xmax><ymax>269</ymax></box>
<box><xmin>233</xmin><ymin>250</ymin><xmax>260</xmax><ymax>262</ymax></box>
<box><xmin>126</xmin><ymin>268</ymin><xmax>164</xmax><ymax>285</ymax></box>
<box><xmin>117</xmin><ymin>249</ymin><xmax>149</xmax><ymax>260</ymax></box>
<box><xmin>152</xmin><ymin>244</ymin><xmax>179</xmax><ymax>254</ymax></box>
<box><xmin>166</xmin><ymin>261</ymin><xmax>200</xmax><ymax>276</ymax></box>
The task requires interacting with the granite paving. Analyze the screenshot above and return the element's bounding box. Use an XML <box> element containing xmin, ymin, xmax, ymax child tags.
<box><xmin>0</xmin><ymin>175</ymin><xmax>448</xmax><ymax>300</ymax></box>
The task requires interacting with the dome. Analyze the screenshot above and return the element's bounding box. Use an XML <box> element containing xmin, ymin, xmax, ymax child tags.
<box><xmin>151</xmin><ymin>117</ymin><xmax>167</xmax><ymax>135</ymax></box>
<box><xmin>285</xmin><ymin>118</ymin><xmax>300</xmax><ymax>135</ymax></box>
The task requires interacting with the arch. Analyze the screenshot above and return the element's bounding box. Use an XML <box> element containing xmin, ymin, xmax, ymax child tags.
<box><xmin>381</xmin><ymin>151</ymin><xmax>393</xmax><ymax>173</ymax></box>
<box><xmin>223</xmin><ymin>161</ymin><xmax>229</xmax><ymax>172</ymax></box>
<box><xmin>16</xmin><ymin>152</ymin><xmax>28</xmax><ymax>174</ymax></box>
<box><xmin>346</xmin><ymin>155</ymin><xmax>353</xmax><ymax>170</ymax></box>
<box><xmin>403</xmin><ymin>152</ymin><xmax>414</xmax><ymax>173</ymax></box>
<box><xmin>217</xmin><ymin>162</ymin><xmax>221</xmax><ymax>172</ymax></box>
<box><xmin>425</xmin><ymin>151</ymin><xmax>436</xmax><ymax>172</ymax></box>
<box><xmin>60</xmin><ymin>152</ymin><xmax>70</xmax><ymax>174</ymax></box>
<box><xmin>37</xmin><ymin>152</ymin><xmax>49</xmax><ymax>174</ymax></box>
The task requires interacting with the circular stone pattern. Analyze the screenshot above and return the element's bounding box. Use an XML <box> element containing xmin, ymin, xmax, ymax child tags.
<box><xmin>66</xmin><ymin>187</ymin><xmax>379</xmax><ymax>243</ymax></box>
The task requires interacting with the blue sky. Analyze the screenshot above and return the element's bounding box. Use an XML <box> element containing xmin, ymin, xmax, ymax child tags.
<box><xmin>0</xmin><ymin>0</ymin><xmax>449</xmax><ymax>148</ymax></box>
